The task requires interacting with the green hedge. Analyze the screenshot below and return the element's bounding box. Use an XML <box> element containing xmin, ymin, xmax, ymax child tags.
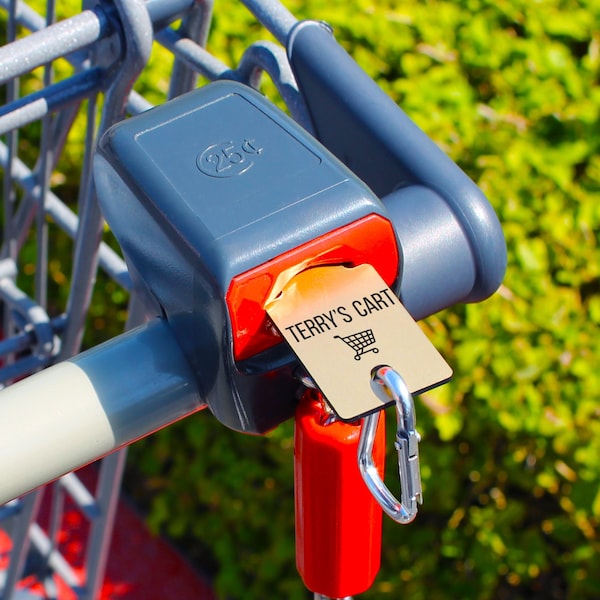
<box><xmin>124</xmin><ymin>0</ymin><xmax>600</xmax><ymax>598</ymax></box>
<box><xmin>121</xmin><ymin>1</ymin><xmax>600</xmax><ymax>598</ymax></box>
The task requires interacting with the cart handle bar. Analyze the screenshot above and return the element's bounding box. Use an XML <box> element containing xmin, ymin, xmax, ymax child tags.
<box><xmin>0</xmin><ymin>319</ymin><xmax>204</xmax><ymax>505</ymax></box>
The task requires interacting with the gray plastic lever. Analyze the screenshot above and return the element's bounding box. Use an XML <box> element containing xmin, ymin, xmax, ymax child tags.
<box><xmin>287</xmin><ymin>21</ymin><xmax>506</xmax><ymax>316</ymax></box>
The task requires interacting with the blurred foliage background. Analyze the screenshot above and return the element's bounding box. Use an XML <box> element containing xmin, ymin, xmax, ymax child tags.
<box><xmin>4</xmin><ymin>0</ymin><xmax>600</xmax><ymax>598</ymax></box>
<box><xmin>125</xmin><ymin>1</ymin><xmax>600</xmax><ymax>598</ymax></box>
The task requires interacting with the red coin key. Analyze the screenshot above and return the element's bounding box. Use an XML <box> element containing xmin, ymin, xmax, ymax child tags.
<box><xmin>294</xmin><ymin>388</ymin><xmax>386</xmax><ymax>598</ymax></box>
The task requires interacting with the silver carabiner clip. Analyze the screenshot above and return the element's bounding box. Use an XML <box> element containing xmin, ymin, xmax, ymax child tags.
<box><xmin>358</xmin><ymin>365</ymin><xmax>423</xmax><ymax>524</ymax></box>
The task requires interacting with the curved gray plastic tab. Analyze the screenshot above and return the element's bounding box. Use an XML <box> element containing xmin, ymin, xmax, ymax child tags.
<box><xmin>383</xmin><ymin>186</ymin><xmax>475</xmax><ymax>320</ymax></box>
<box><xmin>287</xmin><ymin>21</ymin><xmax>506</xmax><ymax>312</ymax></box>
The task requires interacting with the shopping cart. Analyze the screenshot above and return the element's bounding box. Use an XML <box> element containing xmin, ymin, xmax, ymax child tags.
<box><xmin>334</xmin><ymin>331</ymin><xmax>379</xmax><ymax>361</ymax></box>
<box><xmin>0</xmin><ymin>0</ymin><xmax>506</xmax><ymax>598</ymax></box>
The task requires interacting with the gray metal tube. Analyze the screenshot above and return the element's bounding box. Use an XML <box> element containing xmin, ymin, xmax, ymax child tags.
<box><xmin>0</xmin><ymin>10</ymin><xmax>107</xmax><ymax>85</ymax></box>
<box><xmin>239</xmin><ymin>0</ymin><xmax>298</xmax><ymax>45</ymax></box>
<box><xmin>0</xmin><ymin>0</ymin><xmax>197</xmax><ymax>85</ymax></box>
<box><xmin>0</xmin><ymin>319</ymin><xmax>205</xmax><ymax>505</ymax></box>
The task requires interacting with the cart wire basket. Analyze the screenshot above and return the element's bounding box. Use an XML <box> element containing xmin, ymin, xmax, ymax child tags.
<box><xmin>0</xmin><ymin>1</ymin><xmax>314</xmax><ymax>597</ymax></box>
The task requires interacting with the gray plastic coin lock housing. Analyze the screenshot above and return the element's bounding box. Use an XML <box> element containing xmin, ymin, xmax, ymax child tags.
<box><xmin>93</xmin><ymin>81</ymin><xmax>402</xmax><ymax>434</ymax></box>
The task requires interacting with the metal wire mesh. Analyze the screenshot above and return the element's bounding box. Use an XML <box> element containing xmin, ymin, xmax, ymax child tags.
<box><xmin>0</xmin><ymin>1</ymin><xmax>307</xmax><ymax>596</ymax></box>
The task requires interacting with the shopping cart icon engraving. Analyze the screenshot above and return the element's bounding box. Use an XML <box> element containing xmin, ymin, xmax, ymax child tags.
<box><xmin>334</xmin><ymin>329</ymin><xmax>379</xmax><ymax>360</ymax></box>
